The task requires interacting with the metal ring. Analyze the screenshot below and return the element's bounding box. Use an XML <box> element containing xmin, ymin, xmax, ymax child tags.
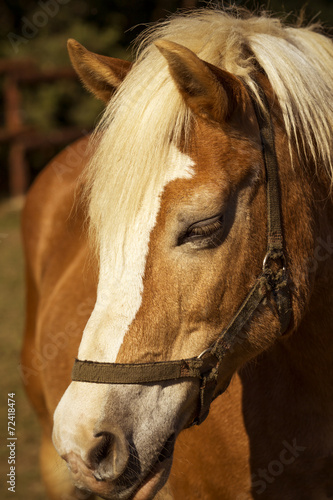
<box><xmin>262</xmin><ymin>252</ymin><xmax>286</xmax><ymax>272</ymax></box>
<box><xmin>262</xmin><ymin>252</ymin><xmax>270</xmax><ymax>270</ymax></box>
<box><xmin>197</xmin><ymin>347</ymin><xmax>213</xmax><ymax>359</ymax></box>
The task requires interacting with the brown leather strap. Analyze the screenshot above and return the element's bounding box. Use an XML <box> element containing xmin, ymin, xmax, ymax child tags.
<box><xmin>212</xmin><ymin>275</ymin><xmax>267</xmax><ymax>358</ymax></box>
<box><xmin>249</xmin><ymin>91</ymin><xmax>292</xmax><ymax>334</ymax></box>
<box><xmin>72</xmin><ymin>276</ymin><xmax>268</xmax><ymax>386</ymax></box>
<box><xmin>72</xmin><ymin>354</ymin><xmax>218</xmax><ymax>384</ymax></box>
<box><xmin>253</xmin><ymin>88</ymin><xmax>284</xmax><ymax>256</ymax></box>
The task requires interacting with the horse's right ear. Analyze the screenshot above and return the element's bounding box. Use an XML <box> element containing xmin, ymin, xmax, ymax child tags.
<box><xmin>155</xmin><ymin>39</ymin><xmax>244</xmax><ymax>124</ymax></box>
<box><xmin>67</xmin><ymin>39</ymin><xmax>132</xmax><ymax>103</ymax></box>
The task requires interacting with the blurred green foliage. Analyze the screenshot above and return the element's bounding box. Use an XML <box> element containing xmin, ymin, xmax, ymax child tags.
<box><xmin>0</xmin><ymin>2</ymin><xmax>132</xmax><ymax>133</ymax></box>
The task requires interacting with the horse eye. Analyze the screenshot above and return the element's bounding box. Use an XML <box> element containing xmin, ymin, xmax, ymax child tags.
<box><xmin>178</xmin><ymin>214</ymin><xmax>224</xmax><ymax>246</ymax></box>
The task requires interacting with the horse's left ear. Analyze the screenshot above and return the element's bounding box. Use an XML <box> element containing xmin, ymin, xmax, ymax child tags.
<box><xmin>67</xmin><ymin>39</ymin><xmax>132</xmax><ymax>103</ymax></box>
<box><xmin>155</xmin><ymin>39</ymin><xmax>244</xmax><ymax>124</ymax></box>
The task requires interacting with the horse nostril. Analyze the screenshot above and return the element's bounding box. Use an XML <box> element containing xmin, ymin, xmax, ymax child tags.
<box><xmin>92</xmin><ymin>470</ymin><xmax>105</xmax><ymax>482</ymax></box>
<box><xmin>88</xmin><ymin>428</ymin><xmax>129</xmax><ymax>482</ymax></box>
<box><xmin>90</xmin><ymin>432</ymin><xmax>114</xmax><ymax>466</ymax></box>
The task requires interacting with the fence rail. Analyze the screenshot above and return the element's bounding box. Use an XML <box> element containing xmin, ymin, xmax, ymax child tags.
<box><xmin>1</xmin><ymin>59</ymin><xmax>85</xmax><ymax>196</ymax></box>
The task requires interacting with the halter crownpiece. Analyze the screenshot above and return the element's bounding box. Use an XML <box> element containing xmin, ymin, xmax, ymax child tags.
<box><xmin>72</xmin><ymin>83</ymin><xmax>292</xmax><ymax>426</ymax></box>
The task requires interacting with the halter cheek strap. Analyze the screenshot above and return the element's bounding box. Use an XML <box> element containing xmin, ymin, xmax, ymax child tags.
<box><xmin>72</xmin><ymin>84</ymin><xmax>292</xmax><ymax>426</ymax></box>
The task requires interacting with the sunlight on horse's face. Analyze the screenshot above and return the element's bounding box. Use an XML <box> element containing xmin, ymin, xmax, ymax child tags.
<box><xmin>53</xmin><ymin>116</ymin><xmax>270</xmax><ymax>499</ymax></box>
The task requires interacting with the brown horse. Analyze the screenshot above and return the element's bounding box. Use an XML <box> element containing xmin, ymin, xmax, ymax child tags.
<box><xmin>21</xmin><ymin>9</ymin><xmax>333</xmax><ymax>500</ymax></box>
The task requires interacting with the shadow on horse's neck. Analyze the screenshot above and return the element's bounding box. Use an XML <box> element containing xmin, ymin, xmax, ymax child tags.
<box><xmin>239</xmin><ymin>263</ymin><xmax>333</xmax><ymax>495</ymax></box>
<box><xmin>290</xmin><ymin>173</ymin><xmax>333</xmax><ymax>397</ymax></box>
<box><xmin>240</xmin><ymin>264</ymin><xmax>333</xmax><ymax>406</ymax></box>
<box><xmin>268</xmin><ymin>109</ymin><xmax>333</xmax><ymax>403</ymax></box>
<box><xmin>239</xmin><ymin>138</ymin><xmax>333</xmax><ymax>489</ymax></box>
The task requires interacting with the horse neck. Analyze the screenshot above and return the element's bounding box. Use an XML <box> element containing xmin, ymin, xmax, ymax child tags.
<box><xmin>241</xmin><ymin>141</ymin><xmax>333</xmax><ymax>451</ymax></box>
<box><xmin>270</xmin><ymin>108</ymin><xmax>333</xmax><ymax>399</ymax></box>
<box><xmin>287</xmin><ymin>165</ymin><xmax>333</xmax><ymax>397</ymax></box>
<box><xmin>284</xmin><ymin>218</ymin><xmax>333</xmax><ymax>403</ymax></box>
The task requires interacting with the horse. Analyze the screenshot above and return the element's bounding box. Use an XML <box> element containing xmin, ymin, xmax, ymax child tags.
<box><xmin>21</xmin><ymin>8</ymin><xmax>333</xmax><ymax>500</ymax></box>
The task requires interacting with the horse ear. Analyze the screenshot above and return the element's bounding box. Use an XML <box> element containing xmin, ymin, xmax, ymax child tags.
<box><xmin>155</xmin><ymin>39</ymin><xmax>243</xmax><ymax>124</ymax></box>
<box><xmin>67</xmin><ymin>39</ymin><xmax>132</xmax><ymax>103</ymax></box>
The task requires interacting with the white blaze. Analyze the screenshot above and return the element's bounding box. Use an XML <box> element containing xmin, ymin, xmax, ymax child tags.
<box><xmin>78</xmin><ymin>146</ymin><xmax>194</xmax><ymax>362</ymax></box>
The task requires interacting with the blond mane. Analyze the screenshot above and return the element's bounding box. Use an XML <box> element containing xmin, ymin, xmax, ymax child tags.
<box><xmin>85</xmin><ymin>8</ymin><xmax>333</xmax><ymax>255</ymax></box>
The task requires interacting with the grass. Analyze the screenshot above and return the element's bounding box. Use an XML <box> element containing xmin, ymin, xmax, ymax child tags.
<box><xmin>0</xmin><ymin>200</ymin><xmax>46</xmax><ymax>500</ymax></box>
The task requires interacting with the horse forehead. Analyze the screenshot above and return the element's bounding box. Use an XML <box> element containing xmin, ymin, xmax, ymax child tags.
<box><xmin>77</xmin><ymin>144</ymin><xmax>196</xmax><ymax>363</ymax></box>
<box><xmin>159</xmin><ymin>125</ymin><xmax>262</xmax><ymax>211</ymax></box>
<box><xmin>192</xmin><ymin>115</ymin><xmax>262</xmax><ymax>168</ymax></box>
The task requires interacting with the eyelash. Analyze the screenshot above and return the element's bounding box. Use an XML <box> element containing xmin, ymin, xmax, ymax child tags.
<box><xmin>178</xmin><ymin>215</ymin><xmax>224</xmax><ymax>246</ymax></box>
<box><xmin>186</xmin><ymin>219</ymin><xmax>224</xmax><ymax>238</ymax></box>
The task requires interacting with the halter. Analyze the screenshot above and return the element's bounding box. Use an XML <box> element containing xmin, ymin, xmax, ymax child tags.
<box><xmin>72</xmin><ymin>84</ymin><xmax>292</xmax><ymax>426</ymax></box>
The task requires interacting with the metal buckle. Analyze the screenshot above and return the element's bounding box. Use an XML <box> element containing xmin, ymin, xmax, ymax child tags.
<box><xmin>262</xmin><ymin>251</ymin><xmax>286</xmax><ymax>272</ymax></box>
<box><xmin>197</xmin><ymin>347</ymin><xmax>219</xmax><ymax>375</ymax></box>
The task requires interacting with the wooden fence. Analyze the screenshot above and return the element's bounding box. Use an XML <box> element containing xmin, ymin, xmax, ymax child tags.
<box><xmin>0</xmin><ymin>59</ymin><xmax>85</xmax><ymax>196</ymax></box>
